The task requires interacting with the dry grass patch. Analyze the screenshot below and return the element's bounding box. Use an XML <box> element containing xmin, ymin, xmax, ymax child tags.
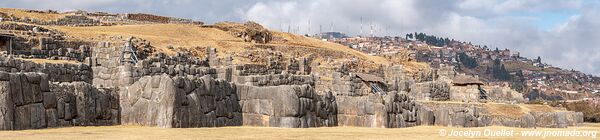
<box><xmin>0</xmin><ymin>125</ymin><xmax>598</xmax><ymax>140</ymax></box>
<box><xmin>51</xmin><ymin>24</ymin><xmax>391</xmax><ymax>70</ymax></box>
<box><xmin>0</xmin><ymin>8</ymin><xmax>64</xmax><ymax>21</ymax></box>
<box><xmin>17</xmin><ymin>58</ymin><xmax>80</xmax><ymax>64</ymax></box>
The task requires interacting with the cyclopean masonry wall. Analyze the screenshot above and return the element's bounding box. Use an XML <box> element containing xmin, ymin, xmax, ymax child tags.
<box><xmin>119</xmin><ymin>74</ymin><xmax>242</xmax><ymax>128</ymax></box>
<box><xmin>417</xmin><ymin>101</ymin><xmax>584</xmax><ymax>128</ymax></box>
<box><xmin>331</xmin><ymin>72</ymin><xmax>426</xmax><ymax>128</ymax></box>
<box><xmin>0</xmin><ymin>72</ymin><xmax>118</xmax><ymax>130</ymax></box>
<box><xmin>335</xmin><ymin>91</ymin><xmax>427</xmax><ymax>128</ymax></box>
<box><xmin>91</xmin><ymin>42</ymin><xmax>217</xmax><ymax>88</ymax></box>
<box><xmin>237</xmin><ymin>84</ymin><xmax>337</xmax><ymax>128</ymax></box>
<box><xmin>0</xmin><ymin>57</ymin><xmax>92</xmax><ymax>83</ymax></box>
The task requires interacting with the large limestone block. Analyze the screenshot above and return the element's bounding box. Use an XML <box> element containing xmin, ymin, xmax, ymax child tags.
<box><xmin>45</xmin><ymin>109</ymin><xmax>58</xmax><ymax>128</ymax></box>
<box><xmin>0</xmin><ymin>71</ymin><xmax>9</xmax><ymax>81</ymax></box>
<box><xmin>0</xmin><ymin>81</ymin><xmax>13</xmax><ymax>130</ymax></box>
<box><xmin>121</xmin><ymin>74</ymin><xmax>176</xmax><ymax>128</ymax></box>
<box><xmin>21</xmin><ymin>75</ymin><xmax>34</xmax><ymax>104</ymax></box>
<box><xmin>30</xmin><ymin>103</ymin><xmax>46</xmax><ymax>129</ymax></box>
<box><xmin>271</xmin><ymin>86</ymin><xmax>300</xmax><ymax>117</ymax></box>
<box><xmin>43</xmin><ymin>92</ymin><xmax>57</xmax><ymax>109</ymax></box>
<box><xmin>9</xmin><ymin>74</ymin><xmax>24</xmax><ymax>106</ymax></box>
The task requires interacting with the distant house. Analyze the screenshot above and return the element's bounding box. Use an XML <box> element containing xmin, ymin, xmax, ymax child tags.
<box><xmin>450</xmin><ymin>75</ymin><xmax>487</xmax><ymax>101</ymax></box>
<box><xmin>451</xmin><ymin>75</ymin><xmax>484</xmax><ymax>86</ymax></box>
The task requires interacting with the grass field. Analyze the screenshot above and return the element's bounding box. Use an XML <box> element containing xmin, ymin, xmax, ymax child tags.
<box><xmin>0</xmin><ymin>124</ymin><xmax>598</xmax><ymax>140</ymax></box>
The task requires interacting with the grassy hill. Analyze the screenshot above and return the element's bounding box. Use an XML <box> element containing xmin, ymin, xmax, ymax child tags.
<box><xmin>0</xmin><ymin>8</ymin><xmax>434</xmax><ymax>76</ymax></box>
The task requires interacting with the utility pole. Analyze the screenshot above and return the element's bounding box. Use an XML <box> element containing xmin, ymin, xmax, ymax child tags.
<box><xmin>308</xmin><ymin>20</ymin><xmax>311</xmax><ymax>35</ymax></box>
<box><xmin>330</xmin><ymin>22</ymin><xmax>334</xmax><ymax>32</ymax></box>
<box><xmin>319</xmin><ymin>24</ymin><xmax>322</xmax><ymax>34</ymax></box>
<box><xmin>370</xmin><ymin>22</ymin><xmax>374</xmax><ymax>38</ymax></box>
<box><xmin>360</xmin><ymin>17</ymin><xmax>363</xmax><ymax>37</ymax></box>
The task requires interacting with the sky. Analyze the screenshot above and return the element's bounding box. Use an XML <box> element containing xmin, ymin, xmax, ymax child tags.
<box><xmin>1</xmin><ymin>0</ymin><xmax>600</xmax><ymax>76</ymax></box>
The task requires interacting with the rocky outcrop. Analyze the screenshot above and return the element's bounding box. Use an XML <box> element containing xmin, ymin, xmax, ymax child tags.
<box><xmin>237</xmin><ymin>84</ymin><xmax>337</xmax><ymax>128</ymax></box>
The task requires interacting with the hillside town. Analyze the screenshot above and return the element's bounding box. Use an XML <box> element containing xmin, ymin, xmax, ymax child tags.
<box><xmin>322</xmin><ymin>32</ymin><xmax>600</xmax><ymax>101</ymax></box>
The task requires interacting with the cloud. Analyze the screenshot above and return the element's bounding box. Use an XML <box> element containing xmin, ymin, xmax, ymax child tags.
<box><xmin>0</xmin><ymin>0</ymin><xmax>265</xmax><ymax>23</ymax></box>
<box><xmin>537</xmin><ymin>7</ymin><xmax>600</xmax><ymax>75</ymax></box>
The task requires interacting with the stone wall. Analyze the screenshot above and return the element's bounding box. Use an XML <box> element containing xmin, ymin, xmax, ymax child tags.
<box><xmin>0</xmin><ymin>72</ymin><xmax>118</xmax><ymax>130</ymax></box>
<box><xmin>336</xmin><ymin>92</ymin><xmax>423</xmax><ymax>128</ymax></box>
<box><xmin>124</xmin><ymin>13</ymin><xmax>202</xmax><ymax>25</ymax></box>
<box><xmin>0</xmin><ymin>57</ymin><xmax>92</xmax><ymax>83</ymax></box>
<box><xmin>0</xmin><ymin>29</ymin><xmax>92</xmax><ymax>61</ymax></box>
<box><xmin>418</xmin><ymin>102</ymin><xmax>584</xmax><ymax>128</ymax></box>
<box><xmin>50</xmin><ymin>82</ymin><xmax>119</xmax><ymax>127</ymax></box>
<box><xmin>237</xmin><ymin>84</ymin><xmax>337</xmax><ymax>127</ymax></box>
<box><xmin>171</xmin><ymin>75</ymin><xmax>242</xmax><ymax>127</ymax></box>
<box><xmin>233</xmin><ymin>64</ymin><xmax>282</xmax><ymax>76</ymax></box>
<box><xmin>449</xmin><ymin>85</ymin><xmax>480</xmax><ymax>102</ymax></box>
<box><xmin>485</xmin><ymin>86</ymin><xmax>525</xmax><ymax>103</ymax></box>
<box><xmin>233</xmin><ymin>74</ymin><xmax>314</xmax><ymax>87</ymax></box>
<box><xmin>330</xmin><ymin>72</ymin><xmax>371</xmax><ymax>96</ymax></box>
<box><xmin>119</xmin><ymin>74</ymin><xmax>242</xmax><ymax>128</ymax></box>
<box><xmin>407</xmin><ymin>81</ymin><xmax>450</xmax><ymax>101</ymax></box>
<box><xmin>90</xmin><ymin>42</ymin><xmax>124</xmax><ymax>88</ymax></box>
<box><xmin>91</xmin><ymin>42</ymin><xmax>217</xmax><ymax>88</ymax></box>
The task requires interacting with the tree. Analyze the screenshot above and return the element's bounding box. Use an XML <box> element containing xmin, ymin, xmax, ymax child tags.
<box><xmin>405</xmin><ymin>33</ymin><xmax>413</xmax><ymax>40</ymax></box>
<box><xmin>491</xmin><ymin>58</ymin><xmax>510</xmax><ymax>80</ymax></box>
<box><xmin>457</xmin><ymin>52</ymin><xmax>478</xmax><ymax>69</ymax></box>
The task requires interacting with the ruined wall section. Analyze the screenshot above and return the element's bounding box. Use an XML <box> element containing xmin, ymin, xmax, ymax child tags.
<box><xmin>0</xmin><ymin>72</ymin><xmax>118</xmax><ymax>130</ymax></box>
